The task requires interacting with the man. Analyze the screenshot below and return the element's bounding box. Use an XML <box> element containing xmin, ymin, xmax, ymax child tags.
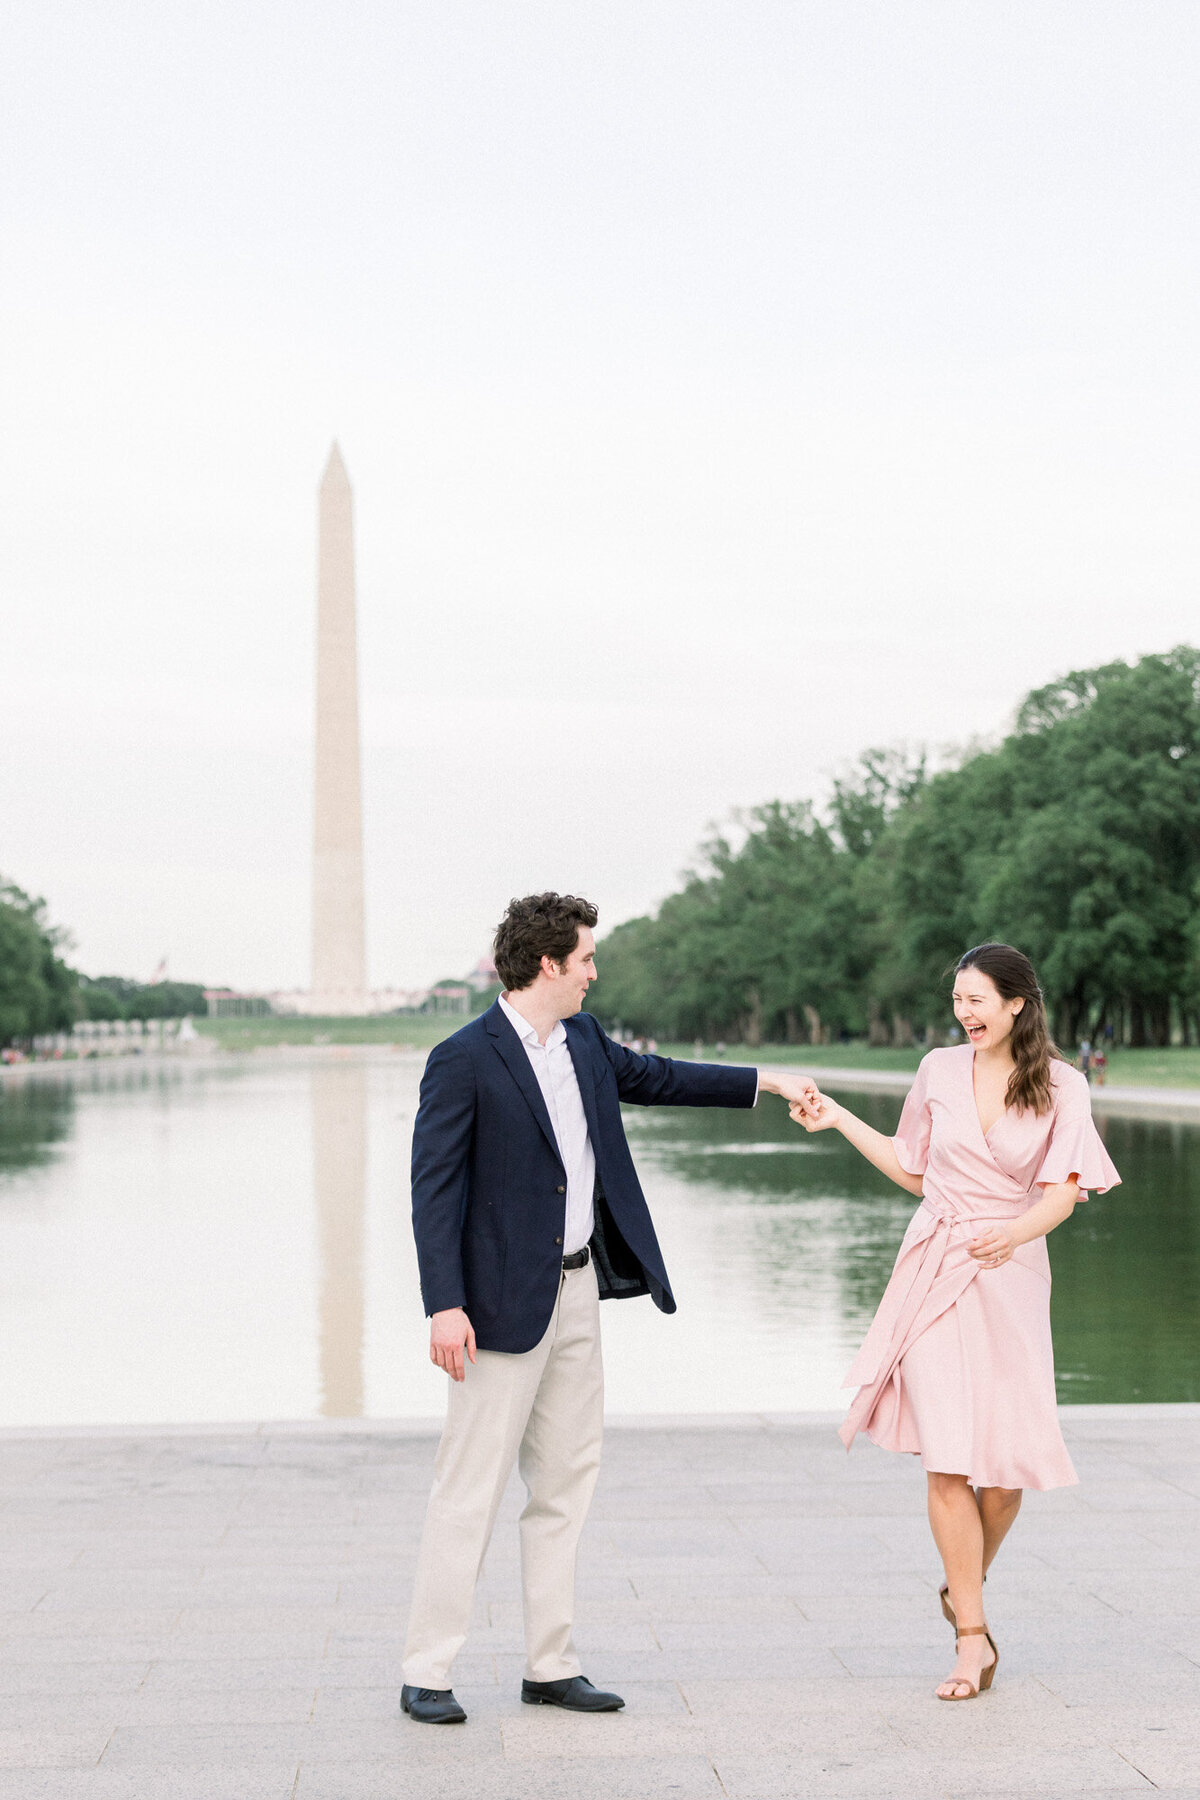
<box><xmin>401</xmin><ymin>892</ymin><xmax>816</xmax><ymax>1724</ymax></box>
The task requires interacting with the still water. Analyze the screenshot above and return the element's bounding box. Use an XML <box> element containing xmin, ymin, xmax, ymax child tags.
<box><xmin>0</xmin><ymin>1051</ymin><xmax>1193</xmax><ymax>1424</ymax></box>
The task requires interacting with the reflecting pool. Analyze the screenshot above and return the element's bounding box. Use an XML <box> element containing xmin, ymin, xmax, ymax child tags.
<box><xmin>0</xmin><ymin>1051</ymin><xmax>1191</xmax><ymax>1423</ymax></box>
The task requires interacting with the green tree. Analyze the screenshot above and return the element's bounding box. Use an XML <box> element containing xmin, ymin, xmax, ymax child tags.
<box><xmin>78</xmin><ymin>976</ymin><xmax>207</xmax><ymax>1021</ymax></box>
<box><xmin>597</xmin><ymin>803</ymin><xmax>868</xmax><ymax>1043</ymax></box>
<box><xmin>594</xmin><ymin>647</ymin><xmax>1200</xmax><ymax>1048</ymax></box>
<box><xmin>0</xmin><ymin>881</ymin><xmax>79</xmax><ymax>1045</ymax></box>
<box><xmin>987</xmin><ymin>647</ymin><xmax>1200</xmax><ymax>1043</ymax></box>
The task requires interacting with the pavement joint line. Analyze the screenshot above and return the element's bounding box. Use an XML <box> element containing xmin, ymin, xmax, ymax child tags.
<box><xmin>0</xmin><ymin>1403</ymin><xmax>1197</xmax><ymax>1441</ymax></box>
<box><xmin>1112</xmin><ymin>1747</ymin><xmax>1159</xmax><ymax>1788</ymax></box>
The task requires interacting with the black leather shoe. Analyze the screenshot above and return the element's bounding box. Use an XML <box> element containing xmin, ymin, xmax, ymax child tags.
<box><xmin>521</xmin><ymin>1675</ymin><xmax>624</xmax><ymax>1711</ymax></box>
<box><xmin>401</xmin><ymin>1684</ymin><xmax>467</xmax><ymax>1724</ymax></box>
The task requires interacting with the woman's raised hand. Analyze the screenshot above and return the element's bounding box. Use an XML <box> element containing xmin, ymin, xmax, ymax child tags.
<box><xmin>789</xmin><ymin>1088</ymin><xmax>841</xmax><ymax>1132</ymax></box>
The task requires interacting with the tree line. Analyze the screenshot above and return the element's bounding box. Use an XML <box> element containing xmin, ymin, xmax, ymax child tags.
<box><xmin>593</xmin><ymin>647</ymin><xmax>1200</xmax><ymax>1050</ymax></box>
<box><xmin>0</xmin><ymin>879</ymin><xmax>205</xmax><ymax>1045</ymax></box>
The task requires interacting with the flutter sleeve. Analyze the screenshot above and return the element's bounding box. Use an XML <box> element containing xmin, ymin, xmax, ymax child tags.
<box><xmin>892</xmin><ymin>1056</ymin><xmax>933</xmax><ymax>1177</ymax></box>
<box><xmin>1034</xmin><ymin>1068</ymin><xmax>1121</xmax><ymax>1198</ymax></box>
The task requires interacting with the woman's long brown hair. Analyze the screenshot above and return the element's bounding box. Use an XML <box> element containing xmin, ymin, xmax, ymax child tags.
<box><xmin>956</xmin><ymin>942</ymin><xmax>1064</xmax><ymax>1115</ymax></box>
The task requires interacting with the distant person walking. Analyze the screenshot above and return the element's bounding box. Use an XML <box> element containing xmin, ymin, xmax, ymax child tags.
<box><xmin>789</xmin><ymin>943</ymin><xmax>1119</xmax><ymax>1700</ymax></box>
<box><xmin>401</xmin><ymin>892</ymin><xmax>816</xmax><ymax>1724</ymax></box>
<box><xmin>1079</xmin><ymin>1037</ymin><xmax>1093</xmax><ymax>1083</ymax></box>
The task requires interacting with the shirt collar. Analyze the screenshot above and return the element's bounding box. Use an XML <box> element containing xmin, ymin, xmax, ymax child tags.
<box><xmin>499</xmin><ymin>993</ymin><xmax>566</xmax><ymax>1049</ymax></box>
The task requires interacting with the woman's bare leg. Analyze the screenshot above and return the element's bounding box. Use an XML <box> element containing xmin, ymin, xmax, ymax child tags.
<box><xmin>978</xmin><ymin>1484</ymin><xmax>1022</xmax><ymax>1575</ymax></box>
<box><xmin>926</xmin><ymin>1471</ymin><xmax>996</xmax><ymax>1697</ymax></box>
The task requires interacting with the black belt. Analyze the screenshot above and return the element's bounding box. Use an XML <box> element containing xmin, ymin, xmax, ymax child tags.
<box><xmin>561</xmin><ymin>1247</ymin><xmax>590</xmax><ymax>1271</ymax></box>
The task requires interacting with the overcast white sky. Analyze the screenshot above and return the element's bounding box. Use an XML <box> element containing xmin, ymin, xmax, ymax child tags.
<box><xmin>3</xmin><ymin>2</ymin><xmax>1199</xmax><ymax>990</ymax></box>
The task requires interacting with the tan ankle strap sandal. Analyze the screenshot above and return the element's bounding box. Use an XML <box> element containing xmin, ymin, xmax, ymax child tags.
<box><xmin>937</xmin><ymin>1625</ymin><xmax>999</xmax><ymax>1701</ymax></box>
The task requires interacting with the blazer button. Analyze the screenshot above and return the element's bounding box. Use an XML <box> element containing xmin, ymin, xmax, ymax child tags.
<box><xmin>556</xmin><ymin>1184</ymin><xmax>566</xmax><ymax>1194</ymax></box>
<box><xmin>554</xmin><ymin>1236</ymin><xmax>563</xmax><ymax>1246</ymax></box>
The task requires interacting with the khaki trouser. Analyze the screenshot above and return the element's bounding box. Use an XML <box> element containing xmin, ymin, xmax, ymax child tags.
<box><xmin>402</xmin><ymin>1260</ymin><xmax>604</xmax><ymax>1688</ymax></box>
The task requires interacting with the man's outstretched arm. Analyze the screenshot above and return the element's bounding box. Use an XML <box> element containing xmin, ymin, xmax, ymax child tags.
<box><xmin>595</xmin><ymin>1022</ymin><xmax>819</xmax><ymax>1113</ymax></box>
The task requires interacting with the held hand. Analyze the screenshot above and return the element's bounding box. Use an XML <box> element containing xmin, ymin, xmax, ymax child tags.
<box><xmin>789</xmin><ymin>1088</ymin><xmax>842</xmax><ymax>1132</ymax></box>
<box><xmin>430</xmin><ymin>1307</ymin><xmax>477</xmax><ymax>1381</ymax></box>
<box><xmin>762</xmin><ymin>1071</ymin><xmax>822</xmax><ymax>1116</ymax></box>
<box><xmin>968</xmin><ymin>1227</ymin><xmax>1015</xmax><ymax>1270</ymax></box>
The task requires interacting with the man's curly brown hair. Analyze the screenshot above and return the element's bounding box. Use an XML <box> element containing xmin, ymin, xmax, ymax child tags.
<box><xmin>493</xmin><ymin>892</ymin><xmax>599</xmax><ymax>992</ymax></box>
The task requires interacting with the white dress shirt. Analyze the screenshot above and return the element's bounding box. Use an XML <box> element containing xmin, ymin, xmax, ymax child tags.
<box><xmin>498</xmin><ymin>993</ymin><xmax>596</xmax><ymax>1255</ymax></box>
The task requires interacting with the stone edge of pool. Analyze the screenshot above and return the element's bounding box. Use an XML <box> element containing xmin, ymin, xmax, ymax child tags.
<box><xmin>0</xmin><ymin>1402</ymin><xmax>1195</xmax><ymax>1441</ymax></box>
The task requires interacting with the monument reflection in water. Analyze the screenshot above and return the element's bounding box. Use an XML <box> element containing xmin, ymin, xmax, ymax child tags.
<box><xmin>0</xmin><ymin>1052</ymin><xmax>1195</xmax><ymax>1424</ymax></box>
<box><xmin>311</xmin><ymin>1062</ymin><xmax>367</xmax><ymax>1418</ymax></box>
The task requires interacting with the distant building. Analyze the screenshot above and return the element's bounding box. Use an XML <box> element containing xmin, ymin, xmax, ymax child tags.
<box><xmin>204</xmin><ymin>989</ymin><xmax>274</xmax><ymax>1019</ymax></box>
<box><xmin>465</xmin><ymin>954</ymin><xmax>499</xmax><ymax>994</ymax></box>
<box><xmin>426</xmin><ymin>982</ymin><xmax>471</xmax><ymax>1016</ymax></box>
<box><xmin>271</xmin><ymin>987</ymin><xmax>427</xmax><ymax>1017</ymax></box>
<box><xmin>364</xmin><ymin>988</ymin><xmax>437</xmax><ymax>1016</ymax></box>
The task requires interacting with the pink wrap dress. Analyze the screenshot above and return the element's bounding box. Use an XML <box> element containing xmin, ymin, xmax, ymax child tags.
<box><xmin>841</xmin><ymin>1046</ymin><xmax>1120</xmax><ymax>1490</ymax></box>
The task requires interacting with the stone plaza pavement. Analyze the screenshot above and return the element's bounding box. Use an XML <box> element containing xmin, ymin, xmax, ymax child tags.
<box><xmin>0</xmin><ymin>1409</ymin><xmax>1197</xmax><ymax>1800</ymax></box>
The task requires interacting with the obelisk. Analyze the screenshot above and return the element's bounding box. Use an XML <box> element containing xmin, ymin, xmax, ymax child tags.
<box><xmin>311</xmin><ymin>443</ymin><xmax>367</xmax><ymax>1013</ymax></box>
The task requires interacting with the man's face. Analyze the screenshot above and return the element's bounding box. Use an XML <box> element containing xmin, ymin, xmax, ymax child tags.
<box><xmin>546</xmin><ymin>927</ymin><xmax>597</xmax><ymax>1018</ymax></box>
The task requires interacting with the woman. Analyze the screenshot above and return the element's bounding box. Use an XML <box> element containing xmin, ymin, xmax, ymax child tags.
<box><xmin>790</xmin><ymin>943</ymin><xmax>1119</xmax><ymax>1700</ymax></box>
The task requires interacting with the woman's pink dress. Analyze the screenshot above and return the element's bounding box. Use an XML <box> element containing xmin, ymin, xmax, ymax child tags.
<box><xmin>840</xmin><ymin>1046</ymin><xmax>1120</xmax><ymax>1490</ymax></box>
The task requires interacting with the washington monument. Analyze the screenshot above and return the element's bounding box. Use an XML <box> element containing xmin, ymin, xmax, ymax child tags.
<box><xmin>311</xmin><ymin>443</ymin><xmax>367</xmax><ymax>1014</ymax></box>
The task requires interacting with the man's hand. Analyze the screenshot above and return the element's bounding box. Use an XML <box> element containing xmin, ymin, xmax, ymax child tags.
<box><xmin>430</xmin><ymin>1307</ymin><xmax>477</xmax><ymax>1382</ymax></box>
<box><xmin>757</xmin><ymin>1070</ymin><xmax>822</xmax><ymax>1117</ymax></box>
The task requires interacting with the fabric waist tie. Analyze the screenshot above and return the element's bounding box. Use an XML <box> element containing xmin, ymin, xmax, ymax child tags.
<box><xmin>838</xmin><ymin>1199</ymin><xmax>982</xmax><ymax>1452</ymax></box>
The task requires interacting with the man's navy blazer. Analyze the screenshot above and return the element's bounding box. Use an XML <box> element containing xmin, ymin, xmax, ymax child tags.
<box><xmin>410</xmin><ymin>1001</ymin><xmax>758</xmax><ymax>1353</ymax></box>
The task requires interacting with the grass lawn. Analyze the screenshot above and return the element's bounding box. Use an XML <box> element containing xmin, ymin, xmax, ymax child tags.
<box><xmin>1096</xmin><ymin>1046</ymin><xmax>1200</xmax><ymax>1089</ymax></box>
<box><xmin>194</xmin><ymin>1014</ymin><xmax>458</xmax><ymax>1051</ymax></box>
<box><xmin>657</xmin><ymin>1040</ymin><xmax>925</xmax><ymax>1072</ymax></box>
